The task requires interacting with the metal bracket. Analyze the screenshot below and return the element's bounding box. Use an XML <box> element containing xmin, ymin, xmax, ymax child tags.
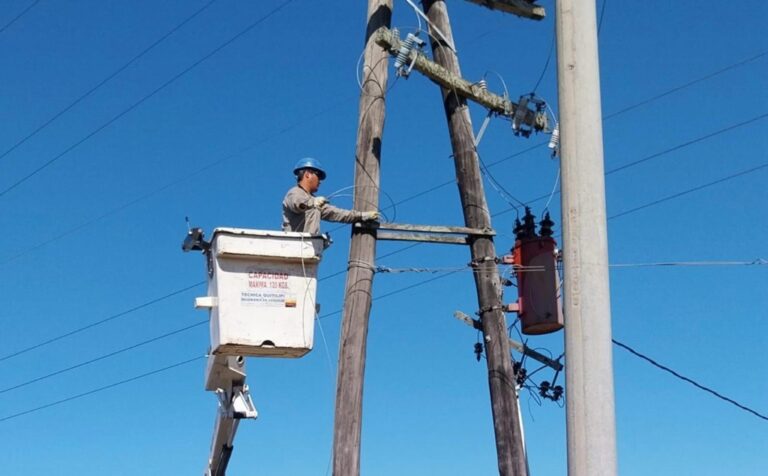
<box><xmin>358</xmin><ymin>222</ymin><xmax>495</xmax><ymax>245</ymax></box>
<box><xmin>205</xmin><ymin>354</ymin><xmax>258</xmax><ymax>476</ymax></box>
<box><xmin>454</xmin><ymin>311</ymin><xmax>563</xmax><ymax>371</ymax></box>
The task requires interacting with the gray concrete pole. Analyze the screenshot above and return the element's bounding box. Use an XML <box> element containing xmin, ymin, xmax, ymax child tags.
<box><xmin>555</xmin><ymin>1</ymin><xmax>618</xmax><ymax>475</ymax></box>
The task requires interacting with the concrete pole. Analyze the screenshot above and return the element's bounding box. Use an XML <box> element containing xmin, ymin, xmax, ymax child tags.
<box><xmin>555</xmin><ymin>1</ymin><xmax>618</xmax><ymax>475</ymax></box>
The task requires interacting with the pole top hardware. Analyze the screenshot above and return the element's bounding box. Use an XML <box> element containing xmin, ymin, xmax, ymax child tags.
<box><xmin>374</xmin><ymin>27</ymin><xmax>548</xmax><ymax>135</ymax></box>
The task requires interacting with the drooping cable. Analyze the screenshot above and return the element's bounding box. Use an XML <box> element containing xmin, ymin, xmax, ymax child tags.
<box><xmin>613</xmin><ymin>339</ymin><xmax>768</xmax><ymax>422</ymax></box>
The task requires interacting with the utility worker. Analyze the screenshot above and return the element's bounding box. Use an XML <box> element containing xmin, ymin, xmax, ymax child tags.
<box><xmin>282</xmin><ymin>157</ymin><xmax>379</xmax><ymax>234</ymax></box>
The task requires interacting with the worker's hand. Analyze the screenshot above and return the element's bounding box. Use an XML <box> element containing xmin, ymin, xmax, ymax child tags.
<box><xmin>313</xmin><ymin>196</ymin><xmax>328</xmax><ymax>208</ymax></box>
<box><xmin>361</xmin><ymin>211</ymin><xmax>379</xmax><ymax>222</ymax></box>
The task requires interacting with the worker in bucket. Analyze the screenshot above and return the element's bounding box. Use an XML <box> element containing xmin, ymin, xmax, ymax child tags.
<box><xmin>282</xmin><ymin>157</ymin><xmax>379</xmax><ymax>234</ymax></box>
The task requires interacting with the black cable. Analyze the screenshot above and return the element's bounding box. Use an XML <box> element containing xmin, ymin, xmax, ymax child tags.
<box><xmin>613</xmin><ymin>339</ymin><xmax>768</xmax><ymax>422</ymax></box>
<box><xmin>4</xmin><ymin>49</ymin><xmax>757</xmax><ymax>265</ymax></box>
<box><xmin>0</xmin><ymin>321</ymin><xmax>206</xmax><ymax>394</ymax></box>
<box><xmin>530</xmin><ymin>22</ymin><xmax>555</xmax><ymax>94</ymax></box>
<box><xmin>318</xmin><ymin>269</ymin><xmax>459</xmax><ymax>320</ymax></box>
<box><xmin>0</xmin><ymin>0</ymin><xmax>295</xmax><ymax>198</ymax></box>
<box><xmin>608</xmin><ymin>162</ymin><xmax>768</xmax><ymax>221</ymax></box>
<box><xmin>0</xmin><ymin>281</ymin><xmax>204</xmax><ymax>362</ymax></box>
<box><xmin>0</xmin><ymin>0</ymin><xmax>40</xmax><ymax>35</ymax></box>
<box><xmin>0</xmin><ymin>98</ymin><xmax>349</xmax><ymax>268</ymax></box>
<box><xmin>604</xmin><ymin>50</ymin><xmax>768</xmax><ymax>121</ymax></box>
<box><xmin>492</xmin><ymin>113</ymin><xmax>768</xmax><ymax>219</ymax></box>
<box><xmin>0</xmin><ymin>355</ymin><xmax>204</xmax><ymax>423</ymax></box>
<box><xmin>0</xmin><ymin>0</ymin><xmax>218</xmax><ymax>163</ymax></box>
<box><xmin>605</xmin><ymin>112</ymin><xmax>768</xmax><ymax>176</ymax></box>
<box><xmin>597</xmin><ymin>0</ymin><xmax>607</xmax><ymax>34</ymax></box>
<box><xmin>0</xmin><ymin>271</ymin><xmax>461</xmax><ymax>422</ymax></box>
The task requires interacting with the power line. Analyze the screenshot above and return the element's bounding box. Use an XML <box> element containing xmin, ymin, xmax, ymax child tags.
<box><xmin>609</xmin><ymin>259</ymin><xmax>767</xmax><ymax>268</ymax></box>
<box><xmin>605</xmin><ymin>112</ymin><xmax>768</xmax><ymax>176</ymax></box>
<box><xmin>0</xmin><ymin>0</ymin><xmax>218</xmax><ymax>163</ymax></box>
<box><xmin>597</xmin><ymin>0</ymin><xmax>607</xmax><ymax>34</ymax></box>
<box><xmin>0</xmin><ymin>99</ymin><xmax>348</xmax><ymax>268</ymax></box>
<box><xmin>0</xmin><ymin>0</ymin><xmax>295</xmax><ymax>198</ymax></box>
<box><xmin>0</xmin><ymin>270</ymin><xmax>460</xmax><ymax>422</ymax></box>
<box><xmin>613</xmin><ymin>339</ymin><xmax>768</xmax><ymax>422</ymax></box>
<box><xmin>0</xmin><ymin>0</ymin><xmax>40</xmax><ymax>35</ymax></box>
<box><xmin>604</xmin><ymin>50</ymin><xmax>768</xmax><ymax>121</ymax></box>
<box><xmin>608</xmin><ymin>162</ymin><xmax>768</xmax><ymax>220</ymax></box>
<box><xmin>0</xmin><ymin>355</ymin><xmax>204</xmax><ymax>423</ymax></box>
<box><xmin>319</xmin><ymin>270</ymin><xmax>458</xmax><ymax>320</ymax></box>
<box><xmin>0</xmin><ymin>321</ymin><xmax>206</xmax><ymax>394</ymax></box>
<box><xmin>0</xmin><ymin>281</ymin><xmax>204</xmax><ymax>363</ymax></box>
<box><xmin>3</xmin><ymin>50</ymin><xmax>756</xmax><ymax>265</ymax></box>
<box><xmin>493</xmin><ymin>115</ymin><xmax>768</xmax><ymax>218</ymax></box>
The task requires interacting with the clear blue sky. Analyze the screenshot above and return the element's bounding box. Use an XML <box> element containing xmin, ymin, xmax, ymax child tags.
<box><xmin>1</xmin><ymin>1</ymin><xmax>766</xmax><ymax>474</ymax></box>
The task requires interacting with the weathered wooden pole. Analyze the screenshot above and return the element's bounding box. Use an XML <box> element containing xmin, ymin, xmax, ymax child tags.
<box><xmin>331</xmin><ymin>1</ymin><xmax>392</xmax><ymax>475</ymax></box>
<box><xmin>422</xmin><ymin>1</ymin><xmax>528</xmax><ymax>474</ymax></box>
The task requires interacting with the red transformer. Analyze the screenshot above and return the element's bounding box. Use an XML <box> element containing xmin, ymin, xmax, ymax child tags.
<box><xmin>510</xmin><ymin>209</ymin><xmax>563</xmax><ymax>335</ymax></box>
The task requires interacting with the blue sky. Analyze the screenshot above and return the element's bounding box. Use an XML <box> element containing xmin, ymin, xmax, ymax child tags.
<box><xmin>1</xmin><ymin>1</ymin><xmax>766</xmax><ymax>474</ymax></box>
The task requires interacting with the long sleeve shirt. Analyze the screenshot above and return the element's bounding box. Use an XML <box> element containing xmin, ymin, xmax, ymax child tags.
<box><xmin>281</xmin><ymin>185</ymin><xmax>361</xmax><ymax>234</ymax></box>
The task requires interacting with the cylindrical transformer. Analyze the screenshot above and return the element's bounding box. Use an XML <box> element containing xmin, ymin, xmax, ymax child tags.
<box><xmin>514</xmin><ymin>236</ymin><xmax>564</xmax><ymax>335</ymax></box>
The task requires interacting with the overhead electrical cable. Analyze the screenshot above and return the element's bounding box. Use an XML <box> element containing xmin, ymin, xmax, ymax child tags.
<box><xmin>491</xmin><ymin>114</ymin><xmax>768</xmax><ymax>218</ymax></box>
<box><xmin>0</xmin><ymin>355</ymin><xmax>204</xmax><ymax>423</ymax></box>
<box><xmin>605</xmin><ymin>112</ymin><xmax>768</xmax><ymax>176</ymax></box>
<box><xmin>0</xmin><ymin>99</ymin><xmax>349</xmax><ymax>268</ymax></box>
<box><xmin>4</xmin><ymin>54</ymin><xmax>757</xmax><ymax>265</ymax></box>
<box><xmin>0</xmin><ymin>281</ymin><xmax>204</xmax><ymax>363</ymax></box>
<box><xmin>0</xmin><ymin>0</ymin><xmax>218</xmax><ymax>163</ymax></box>
<box><xmin>0</xmin><ymin>0</ymin><xmax>40</xmax><ymax>35</ymax></box>
<box><xmin>0</xmin><ymin>271</ymin><xmax>460</xmax><ymax>422</ymax></box>
<box><xmin>6</xmin><ymin>269</ymin><xmax>764</xmax><ymax>424</ymax></box>
<box><xmin>613</xmin><ymin>339</ymin><xmax>768</xmax><ymax>422</ymax></box>
<box><xmin>608</xmin><ymin>162</ymin><xmax>768</xmax><ymax>220</ymax></box>
<box><xmin>604</xmin><ymin>50</ymin><xmax>768</xmax><ymax>121</ymax></box>
<box><xmin>0</xmin><ymin>321</ymin><xmax>206</xmax><ymax>394</ymax></box>
<box><xmin>609</xmin><ymin>259</ymin><xmax>767</xmax><ymax>268</ymax></box>
<box><xmin>0</xmin><ymin>0</ymin><xmax>295</xmax><ymax>198</ymax></box>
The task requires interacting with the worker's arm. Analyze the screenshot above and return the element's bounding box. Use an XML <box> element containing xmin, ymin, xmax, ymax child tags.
<box><xmin>319</xmin><ymin>204</ymin><xmax>362</xmax><ymax>223</ymax></box>
<box><xmin>282</xmin><ymin>186</ymin><xmax>316</xmax><ymax>213</ymax></box>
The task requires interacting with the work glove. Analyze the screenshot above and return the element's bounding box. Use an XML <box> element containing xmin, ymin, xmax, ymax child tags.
<box><xmin>361</xmin><ymin>211</ymin><xmax>379</xmax><ymax>222</ymax></box>
<box><xmin>313</xmin><ymin>196</ymin><xmax>328</xmax><ymax>208</ymax></box>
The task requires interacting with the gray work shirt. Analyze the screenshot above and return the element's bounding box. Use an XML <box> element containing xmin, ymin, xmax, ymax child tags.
<box><xmin>282</xmin><ymin>185</ymin><xmax>361</xmax><ymax>234</ymax></box>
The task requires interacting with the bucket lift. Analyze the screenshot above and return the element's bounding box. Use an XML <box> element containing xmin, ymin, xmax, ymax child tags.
<box><xmin>184</xmin><ymin>227</ymin><xmax>327</xmax><ymax>475</ymax></box>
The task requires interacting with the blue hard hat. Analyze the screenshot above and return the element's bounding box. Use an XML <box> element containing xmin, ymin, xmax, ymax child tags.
<box><xmin>293</xmin><ymin>157</ymin><xmax>326</xmax><ymax>180</ymax></box>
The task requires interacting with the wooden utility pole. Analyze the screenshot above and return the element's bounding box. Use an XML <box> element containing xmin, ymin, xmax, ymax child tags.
<box><xmin>555</xmin><ymin>0</ymin><xmax>618</xmax><ymax>474</ymax></box>
<box><xmin>332</xmin><ymin>1</ymin><xmax>392</xmax><ymax>475</ymax></box>
<box><xmin>422</xmin><ymin>1</ymin><xmax>527</xmax><ymax>475</ymax></box>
